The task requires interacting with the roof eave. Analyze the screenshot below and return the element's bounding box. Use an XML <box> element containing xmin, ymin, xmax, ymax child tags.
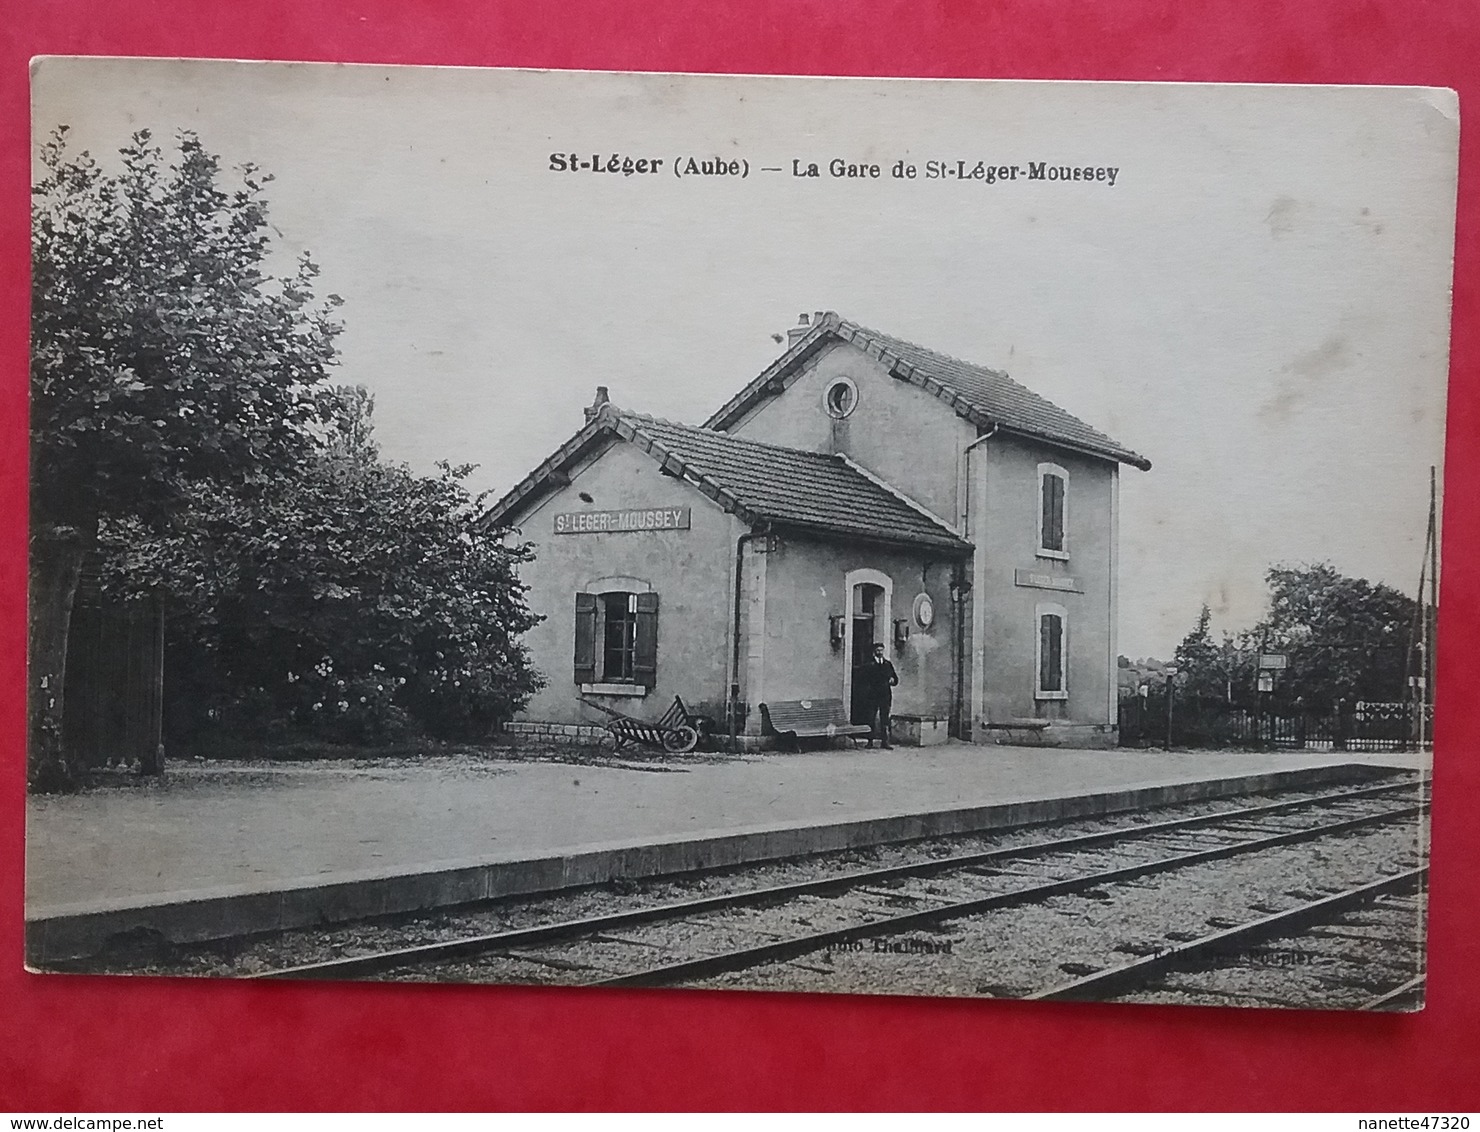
<box><xmin>994</xmin><ymin>426</ymin><xmax>1152</xmax><ymax>472</ymax></box>
<box><xmin>766</xmin><ymin>518</ymin><xmax>974</xmax><ymax>557</ymax></box>
<box><xmin>869</xmin><ymin>357</ymin><xmax>1151</xmax><ymax>472</ymax></box>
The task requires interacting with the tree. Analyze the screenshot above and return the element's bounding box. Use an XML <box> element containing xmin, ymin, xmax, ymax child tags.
<box><xmin>1172</xmin><ymin>605</ymin><xmax>1258</xmax><ymax>707</ymax></box>
<box><xmin>1256</xmin><ymin>562</ymin><xmax>1418</xmax><ymax>714</ymax></box>
<box><xmin>1164</xmin><ymin>563</ymin><xmax>1419</xmax><ymax>731</ymax></box>
<box><xmin>1173</xmin><ymin>605</ymin><xmax>1220</xmax><ymax>700</ymax></box>
<box><xmin>96</xmin><ymin>387</ymin><xmax>544</xmax><ymax>746</ymax></box>
<box><xmin>30</xmin><ymin>128</ymin><xmax>342</xmax><ymax>789</ymax></box>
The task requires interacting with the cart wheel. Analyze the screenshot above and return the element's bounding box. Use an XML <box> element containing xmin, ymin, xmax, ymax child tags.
<box><xmin>662</xmin><ymin>725</ymin><xmax>700</xmax><ymax>754</ymax></box>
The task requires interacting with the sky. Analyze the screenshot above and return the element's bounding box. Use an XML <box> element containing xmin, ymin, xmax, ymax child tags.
<box><xmin>31</xmin><ymin>60</ymin><xmax>1459</xmax><ymax>656</ymax></box>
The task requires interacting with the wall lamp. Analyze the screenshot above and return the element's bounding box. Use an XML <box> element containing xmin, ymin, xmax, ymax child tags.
<box><xmin>828</xmin><ymin>614</ymin><xmax>846</xmax><ymax>647</ymax></box>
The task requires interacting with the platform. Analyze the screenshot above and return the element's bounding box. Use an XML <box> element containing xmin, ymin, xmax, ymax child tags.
<box><xmin>24</xmin><ymin>741</ymin><xmax>1430</xmax><ymax>962</ymax></box>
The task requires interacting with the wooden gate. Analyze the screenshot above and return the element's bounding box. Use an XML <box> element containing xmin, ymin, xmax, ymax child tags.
<box><xmin>63</xmin><ymin>572</ymin><xmax>165</xmax><ymax>774</ymax></box>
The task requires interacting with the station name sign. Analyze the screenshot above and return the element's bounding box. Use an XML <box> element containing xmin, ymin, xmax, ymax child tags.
<box><xmin>1013</xmin><ymin>569</ymin><xmax>1083</xmax><ymax>593</ymax></box>
<box><xmin>554</xmin><ymin>507</ymin><xmax>691</xmax><ymax>535</ymax></box>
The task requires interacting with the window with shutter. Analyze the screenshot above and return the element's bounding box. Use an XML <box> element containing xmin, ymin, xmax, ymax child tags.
<box><xmin>1037</xmin><ymin>463</ymin><xmax>1069</xmax><ymax>558</ymax></box>
<box><xmin>576</xmin><ymin>589</ymin><xmax>659</xmax><ymax>688</ymax></box>
<box><xmin>1036</xmin><ymin>603</ymin><xmax>1068</xmax><ymax>699</ymax></box>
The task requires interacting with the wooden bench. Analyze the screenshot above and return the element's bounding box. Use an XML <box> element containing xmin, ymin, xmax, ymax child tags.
<box><xmin>760</xmin><ymin>698</ymin><xmax>875</xmax><ymax>744</ymax></box>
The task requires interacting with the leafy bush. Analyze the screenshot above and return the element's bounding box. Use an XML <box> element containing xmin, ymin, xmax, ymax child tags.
<box><xmin>100</xmin><ymin>387</ymin><xmax>544</xmax><ymax>746</ymax></box>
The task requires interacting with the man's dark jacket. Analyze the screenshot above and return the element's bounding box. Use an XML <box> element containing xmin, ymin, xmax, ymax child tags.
<box><xmin>855</xmin><ymin>657</ymin><xmax>899</xmax><ymax>702</ymax></box>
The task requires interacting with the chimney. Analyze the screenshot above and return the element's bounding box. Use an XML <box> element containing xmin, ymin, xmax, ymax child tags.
<box><xmin>786</xmin><ymin>312</ymin><xmax>813</xmax><ymax>348</ymax></box>
<box><xmin>584</xmin><ymin>385</ymin><xmax>610</xmax><ymax>423</ymax></box>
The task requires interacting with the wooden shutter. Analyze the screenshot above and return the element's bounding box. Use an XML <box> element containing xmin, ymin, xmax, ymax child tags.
<box><xmin>633</xmin><ymin>592</ymin><xmax>660</xmax><ymax>689</ymax></box>
<box><xmin>1050</xmin><ymin>615</ymin><xmax>1064</xmax><ymax>691</ymax></box>
<box><xmin>574</xmin><ymin>592</ymin><xmax>597</xmax><ymax>684</ymax></box>
<box><xmin>1040</xmin><ymin>613</ymin><xmax>1064</xmax><ymax>693</ymax></box>
<box><xmin>1043</xmin><ymin>473</ymin><xmax>1065</xmax><ymax>551</ymax></box>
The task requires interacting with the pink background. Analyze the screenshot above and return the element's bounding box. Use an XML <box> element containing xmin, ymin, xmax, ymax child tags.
<box><xmin>2</xmin><ymin>0</ymin><xmax>1477</xmax><ymax>1111</ymax></box>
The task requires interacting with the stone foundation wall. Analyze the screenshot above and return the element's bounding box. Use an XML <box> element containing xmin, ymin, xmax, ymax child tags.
<box><xmin>977</xmin><ymin>722</ymin><xmax>1118</xmax><ymax>749</ymax></box>
<box><xmin>503</xmin><ymin>720</ymin><xmax>608</xmax><ymax>744</ymax></box>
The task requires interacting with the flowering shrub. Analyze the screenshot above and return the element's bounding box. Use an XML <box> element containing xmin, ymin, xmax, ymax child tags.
<box><xmin>286</xmin><ymin>660</ymin><xmax>412</xmax><ymax>744</ymax></box>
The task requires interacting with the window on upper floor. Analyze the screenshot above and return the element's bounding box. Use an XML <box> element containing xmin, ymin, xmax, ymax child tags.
<box><xmin>1036</xmin><ymin>603</ymin><xmax>1068</xmax><ymax>700</ymax></box>
<box><xmin>1038</xmin><ymin>463</ymin><xmax>1069</xmax><ymax>559</ymax></box>
<box><xmin>575</xmin><ymin>590</ymin><xmax>659</xmax><ymax>689</ymax></box>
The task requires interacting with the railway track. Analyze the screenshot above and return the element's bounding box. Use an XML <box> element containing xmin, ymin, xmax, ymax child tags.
<box><xmin>1082</xmin><ymin>878</ymin><xmax>1428</xmax><ymax>1010</ymax></box>
<box><xmin>252</xmin><ymin>773</ymin><xmax>1428</xmax><ymax>1005</ymax></box>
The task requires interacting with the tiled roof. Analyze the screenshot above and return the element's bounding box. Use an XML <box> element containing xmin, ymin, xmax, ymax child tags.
<box><xmin>616</xmin><ymin>412</ymin><xmax>970</xmax><ymax>551</ymax></box>
<box><xmin>482</xmin><ymin>407</ymin><xmax>971</xmax><ymax>553</ymax></box>
<box><xmin>705</xmin><ymin>312</ymin><xmax>1151</xmax><ymax>471</ymax></box>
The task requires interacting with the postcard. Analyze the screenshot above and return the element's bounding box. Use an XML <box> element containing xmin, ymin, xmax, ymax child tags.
<box><xmin>26</xmin><ymin>60</ymin><xmax>1456</xmax><ymax>1009</ymax></box>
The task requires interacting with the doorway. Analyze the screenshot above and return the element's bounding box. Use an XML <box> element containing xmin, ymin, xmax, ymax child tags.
<box><xmin>850</xmin><ymin>584</ymin><xmax>883</xmax><ymax>722</ymax></box>
<box><xmin>841</xmin><ymin>569</ymin><xmax>893</xmax><ymax>725</ymax></box>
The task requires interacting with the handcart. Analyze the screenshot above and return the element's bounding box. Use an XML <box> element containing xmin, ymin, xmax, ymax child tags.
<box><xmin>579</xmin><ymin>694</ymin><xmax>708</xmax><ymax>753</ymax></box>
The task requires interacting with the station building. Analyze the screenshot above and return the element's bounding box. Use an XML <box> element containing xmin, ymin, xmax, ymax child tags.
<box><xmin>484</xmin><ymin>312</ymin><xmax>1151</xmax><ymax>748</ymax></box>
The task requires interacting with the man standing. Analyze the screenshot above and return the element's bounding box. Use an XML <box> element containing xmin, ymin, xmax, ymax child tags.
<box><xmin>856</xmin><ymin>642</ymin><xmax>899</xmax><ymax>749</ymax></box>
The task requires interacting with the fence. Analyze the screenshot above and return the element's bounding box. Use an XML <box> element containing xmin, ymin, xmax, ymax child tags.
<box><xmin>1118</xmin><ymin>694</ymin><xmax>1431</xmax><ymax>752</ymax></box>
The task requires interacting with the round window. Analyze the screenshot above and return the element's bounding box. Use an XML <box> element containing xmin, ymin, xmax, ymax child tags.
<box><xmin>823</xmin><ymin>377</ymin><xmax>859</xmax><ymax>419</ymax></box>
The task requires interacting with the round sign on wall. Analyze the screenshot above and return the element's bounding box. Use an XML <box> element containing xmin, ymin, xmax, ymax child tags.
<box><xmin>913</xmin><ymin>592</ymin><xmax>935</xmax><ymax>629</ymax></box>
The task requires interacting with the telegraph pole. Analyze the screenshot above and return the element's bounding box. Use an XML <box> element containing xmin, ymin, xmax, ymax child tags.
<box><xmin>1409</xmin><ymin>466</ymin><xmax>1438</xmax><ymax>750</ymax></box>
<box><xmin>1426</xmin><ymin>465</ymin><xmax>1438</xmax><ymax>746</ymax></box>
